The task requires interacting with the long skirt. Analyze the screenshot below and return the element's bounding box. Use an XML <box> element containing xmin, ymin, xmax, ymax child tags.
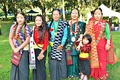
<box><xmin>49</xmin><ymin>50</ymin><xmax>67</xmax><ymax>80</ymax></box>
<box><xmin>10</xmin><ymin>51</ymin><xmax>29</xmax><ymax>80</ymax></box>
<box><xmin>78</xmin><ymin>59</ymin><xmax>90</xmax><ymax>75</ymax></box>
<box><xmin>90</xmin><ymin>45</ymin><xmax>108</xmax><ymax>79</ymax></box>
<box><xmin>67</xmin><ymin>55</ymin><xmax>79</xmax><ymax>78</ymax></box>
<box><xmin>33</xmin><ymin>49</ymin><xmax>46</xmax><ymax>80</ymax></box>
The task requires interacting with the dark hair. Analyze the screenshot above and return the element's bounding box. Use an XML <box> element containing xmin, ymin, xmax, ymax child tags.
<box><xmin>83</xmin><ymin>34</ymin><xmax>92</xmax><ymax>44</ymax></box>
<box><xmin>52</xmin><ymin>9</ymin><xmax>61</xmax><ymax>15</ymax></box>
<box><xmin>34</xmin><ymin>14</ymin><xmax>48</xmax><ymax>40</ymax></box>
<box><xmin>91</xmin><ymin>10</ymin><xmax>94</xmax><ymax>15</ymax></box>
<box><xmin>15</xmin><ymin>12</ymin><xmax>27</xmax><ymax>27</ymax></box>
<box><xmin>93</xmin><ymin>7</ymin><xmax>103</xmax><ymax>15</ymax></box>
<box><xmin>50</xmin><ymin>9</ymin><xmax>61</xmax><ymax>27</ymax></box>
<box><xmin>71</xmin><ymin>8</ymin><xmax>80</xmax><ymax>15</ymax></box>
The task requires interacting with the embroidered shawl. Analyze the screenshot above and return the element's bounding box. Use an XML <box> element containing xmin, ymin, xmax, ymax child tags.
<box><xmin>50</xmin><ymin>20</ymin><xmax>66</xmax><ymax>60</ymax></box>
<box><xmin>11</xmin><ymin>24</ymin><xmax>30</xmax><ymax>51</ymax></box>
<box><xmin>85</xmin><ymin>20</ymin><xmax>106</xmax><ymax>68</ymax></box>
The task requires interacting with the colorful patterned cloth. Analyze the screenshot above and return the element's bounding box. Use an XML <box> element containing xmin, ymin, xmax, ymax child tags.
<box><xmin>50</xmin><ymin>20</ymin><xmax>67</xmax><ymax>60</ymax></box>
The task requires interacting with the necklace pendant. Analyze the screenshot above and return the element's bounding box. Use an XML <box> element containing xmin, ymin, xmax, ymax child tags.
<box><xmin>71</xmin><ymin>36</ymin><xmax>76</xmax><ymax>42</ymax></box>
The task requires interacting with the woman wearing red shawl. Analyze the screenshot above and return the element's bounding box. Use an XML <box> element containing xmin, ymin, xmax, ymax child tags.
<box><xmin>86</xmin><ymin>8</ymin><xmax>111</xmax><ymax>80</ymax></box>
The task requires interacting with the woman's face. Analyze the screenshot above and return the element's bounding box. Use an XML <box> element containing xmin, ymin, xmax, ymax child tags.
<box><xmin>71</xmin><ymin>9</ymin><xmax>78</xmax><ymax>20</ymax></box>
<box><xmin>82</xmin><ymin>37</ymin><xmax>89</xmax><ymax>45</ymax></box>
<box><xmin>94</xmin><ymin>9</ymin><xmax>102</xmax><ymax>21</ymax></box>
<box><xmin>16</xmin><ymin>13</ymin><xmax>25</xmax><ymax>25</ymax></box>
<box><xmin>52</xmin><ymin>10</ymin><xmax>60</xmax><ymax>22</ymax></box>
<box><xmin>35</xmin><ymin>16</ymin><xmax>43</xmax><ymax>27</ymax></box>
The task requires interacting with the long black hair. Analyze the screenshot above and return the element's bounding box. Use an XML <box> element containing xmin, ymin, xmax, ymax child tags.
<box><xmin>34</xmin><ymin>14</ymin><xmax>48</xmax><ymax>40</ymax></box>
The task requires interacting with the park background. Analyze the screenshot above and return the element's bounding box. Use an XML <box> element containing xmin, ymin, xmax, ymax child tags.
<box><xmin>0</xmin><ymin>0</ymin><xmax>120</xmax><ymax>80</ymax></box>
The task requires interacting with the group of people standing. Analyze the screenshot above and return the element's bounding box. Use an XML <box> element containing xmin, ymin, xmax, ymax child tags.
<box><xmin>9</xmin><ymin>7</ymin><xmax>114</xmax><ymax>80</ymax></box>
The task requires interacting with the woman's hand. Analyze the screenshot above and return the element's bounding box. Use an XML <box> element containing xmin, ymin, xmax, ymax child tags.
<box><xmin>13</xmin><ymin>47</ymin><xmax>20</xmax><ymax>53</ymax></box>
<box><xmin>57</xmin><ymin>45</ymin><xmax>63</xmax><ymax>51</ymax></box>
<box><xmin>105</xmin><ymin>43</ymin><xmax>110</xmax><ymax>50</ymax></box>
<box><xmin>37</xmin><ymin>53</ymin><xmax>44</xmax><ymax>60</ymax></box>
<box><xmin>76</xmin><ymin>41</ymin><xmax>83</xmax><ymax>51</ymax></box>
<box><xmin>76</xmin><ymin>45</ymin><xmax>80</xmax><ymax>51</ymax></box>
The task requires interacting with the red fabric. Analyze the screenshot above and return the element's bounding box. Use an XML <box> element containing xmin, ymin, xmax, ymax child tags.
<box><xmin>79</xmin><ymin>44</ymin><xmax>91</xmax><ymax>60</ymax></box>
<box><xmin>89</xmin><ymin>17</ymin><xmax>94</xmax><ymax>21</ymax></box>
<box><xmin>34</xmin><ymin>29</ymin><xmax>49</xmax><ymax>50</ymax></box>
<box><xmin>90</xmin><ymin>20</ymin><xmax>108</xmax><ymax>79</ymax></box>
<box><xmin>106</xmin><ymin>21</ymin><xmax>118</xmax><ymax>64</ymax></box>
<box><xmin>80</xmin><ymin>44</ymin><xmax>91</xmax><ymax>53</ymax></box>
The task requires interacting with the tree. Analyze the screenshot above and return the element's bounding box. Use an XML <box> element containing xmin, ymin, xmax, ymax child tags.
<box><xmin>0</xmin><ymin>0</ymin><xmax>32</xmax><ymax>19</ymax></box>
<box><xmin>112</xmin><ymin>0</ymin><xmax>120</xmax><ymax>12</ymax></box>
<box><xmin>8</xmin><ymin>0</ymin><xmax>31</xmax><ymax>16</ymax></box>
<box><xmin>32</xmin><ymin>0</ymin><xmax>63</xmax><ymax>16</ymax></box>
<box><xmin>0</xmin><ymin>0</ymin><xmax>8</xmax><ymax>19</ymax></box>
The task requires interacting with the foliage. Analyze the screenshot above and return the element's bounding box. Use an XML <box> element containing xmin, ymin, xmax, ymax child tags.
<box><xmin>0</xmin><ymin>0</ymin><xmax>32</xmax><ymax>19</ymax></box>
<box><xmin>0</xmin><ymin>0</ymin><xmax>120</xmax><ymax>20</ymax></box>
<box><xmin>112</xmin><ymin>0</ymin><xmax>120</xmax><ymax>12</ymax></box>
<box><xmin>32</xmin><ymin>0</ymin><xmax>63</xmax><ymax>16</ymax></box>
<box><xmin>0</xmin><ymin>0</ymin><xmax>8</xmax><ymax>19</ymax></box>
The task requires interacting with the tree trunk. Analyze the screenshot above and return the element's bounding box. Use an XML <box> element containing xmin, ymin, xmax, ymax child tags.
<box><xmin>98</xmin><ymin>0</ymin><xmax>101</xmax><ymax>6</ymax></box>
<box><xmin>80</xmin><ymin>0</ymin><xmax>82</xmax><ymax>6</ymax></box>
<box><xmin>62</xmin><ymin>0</ymin><xmax>65</xmax><ymax>20</ymax></box>
<box><xmin>3</xmin><ymin>3</ymin><xmax>7</xmax><ymax>20</ymax></box>
<box><xmin>20</xmin><ymin>8</ymin><xmax>23</xmax><ymax>12</ymax></box>
<box><xmin>42</xmin><ymin>6</ymin><xmax>46</xmax><ymax>17</ymax></box>
<box><xmin>91</xmin><ymin>0</ymin><xmax>93</xmax><ymax>6</ymax></box>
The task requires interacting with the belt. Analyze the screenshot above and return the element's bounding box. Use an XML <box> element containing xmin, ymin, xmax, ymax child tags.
<box><xmin>79</xmin><ymin>52</ymin><xmax>89</xmax><ymax>58</ymax></box>
<box><xmin>33</xmin><ymin>44</ymin><xmax>43</xmax><ymax>49</ymax></box>
<box><xmin>49</xmin><ymin>42</ymin><xmax>54</xmax><ymax>47</ymax></box>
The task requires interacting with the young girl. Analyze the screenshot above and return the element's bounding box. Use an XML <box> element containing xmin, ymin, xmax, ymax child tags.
<box><xmin>77</xmin><ymin>34</ymin><xmax>92</xmax><ymax>80</ymax></box>
<box><xmin>9</xmin><ymin>12</ymin><xmax>30</xmax><ymax>80</ymax></box>
<box><xmin>32</xmin><ymin>15</ymin><xmax>49</xmax><ymax>80</ymax></box>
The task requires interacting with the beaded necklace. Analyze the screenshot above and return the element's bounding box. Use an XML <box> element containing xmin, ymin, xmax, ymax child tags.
<box><xmin>70</xmin><ymin>20</ymin><xmax>79</xmax><ymax>34</ymax></box>
<box><xmin>12</xmin><ymin>25</ymin><xmax>23</xmax><ymax>40</ymax></box>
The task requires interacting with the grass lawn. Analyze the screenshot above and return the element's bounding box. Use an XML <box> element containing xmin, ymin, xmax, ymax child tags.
<box><xmin>0</xmin><ymin>21</ymin><xmax>120</xmax><ymax>80</ymax></box>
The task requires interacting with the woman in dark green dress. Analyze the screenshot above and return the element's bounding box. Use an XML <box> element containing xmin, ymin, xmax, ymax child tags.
<box><xmin>66</xmin><ymin>9</ymin><xmax>86</xmax><ymax>78</ymax></box>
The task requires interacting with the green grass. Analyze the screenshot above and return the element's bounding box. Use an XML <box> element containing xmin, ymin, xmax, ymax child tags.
<box><xmin>0</xmin><ymin>21</ymin><xmax>120</xmax><ymax>80</ymax></box>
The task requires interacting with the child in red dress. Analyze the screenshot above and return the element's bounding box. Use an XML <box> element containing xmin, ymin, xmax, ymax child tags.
<box><xmin>77</xmin><ymin>34</ymin><xmax>92</xmax><ymax>80</ymax></box>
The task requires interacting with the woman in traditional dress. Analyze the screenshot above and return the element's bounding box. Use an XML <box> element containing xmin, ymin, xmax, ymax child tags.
<box><xmin>32</xmin><ymin>15</ymin><xmax>49</xmax><ymax>80</ymax></box>
<box><xmin>65</xmin><ymin>9</ymin><xmax>86</xmax><ymax>78</ymax></box>
<box><xmin>48</xmin><ymin>9</ymin><xmax>68</xmax><ymax>80</ymax></box>
<box><xmin>9</xmin><ymin>12</ymin><xmax>30</xmax><ymax>80</ymax></box>
<box><xmin>85</xmin><ymin>8</ymin><xmax>111</xmax><ymax>80</ymax></box>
